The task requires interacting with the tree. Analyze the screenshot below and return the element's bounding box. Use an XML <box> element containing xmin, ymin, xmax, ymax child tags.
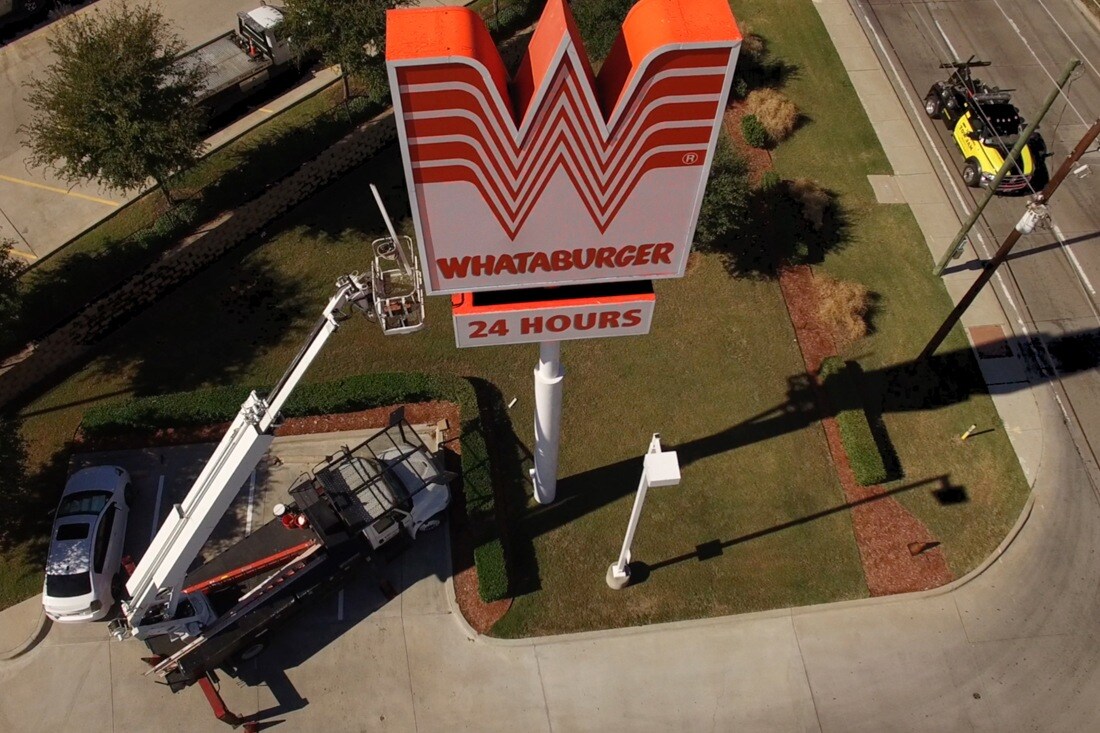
<box><xmin>283</xmin><ymin>0</ymin><xmax>411</xmax><ymax>103</ymax></box>
<box><xmin>694</xmin><ymin>133</ymin><xmax>751</xmax><ymax>249</ymax></box>
<box><xmin>21</xmin><ymin>2</ymin><xmax>208</xmax><ymax>206</ymax></box>
<box><xmin>0</xmin><ymin>238</ymin><xmax>22</xmax><ymax>337</ymax></box>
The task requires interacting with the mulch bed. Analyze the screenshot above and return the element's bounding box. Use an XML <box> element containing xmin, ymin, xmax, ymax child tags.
<box><xmin>724</xmin><ymin>101</ymin><xmax>773</xmax><ymax>184</ymax></box>
<box><xmin>74</xmin><ymin>399</ymin><xmax>507</xmax><ymax>630</ymax></box>
<box><xmin>778</xmin><ymin>265</ymin><xmax>954</xmax><ymax>595</ymax></box>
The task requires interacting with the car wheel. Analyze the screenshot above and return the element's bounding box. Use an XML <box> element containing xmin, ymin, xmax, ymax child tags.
<box><xmin>962</xmin><ymin>160</ymin><xmax>981</xmax><ymax>188</ymax></box>
<box><xmin>124</xmin><ymin>483</ymin><xmax>134</xmax><ymax>507</ymax></box>
<box><xmin>924</xmin><ymin>93</ymin><xmax>942</xmax><ymax>119</ymax></box>
<box><xmin>418</xmin><ymin>518</ymin><xmax>441</xmax><ymax>533</ymax></box>
<box><xmin>111</xmin><ymin>572</ymin><xmax>124</xmax><ymax>602</ymax></box>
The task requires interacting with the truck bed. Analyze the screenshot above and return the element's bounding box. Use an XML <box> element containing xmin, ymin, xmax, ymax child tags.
<box><xmin>182</xmin><ymin>33</ymin><xmax>272</xmax><ymax>102</ymax></box>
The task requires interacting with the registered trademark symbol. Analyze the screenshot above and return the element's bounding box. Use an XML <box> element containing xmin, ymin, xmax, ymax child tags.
<box><xmin>682</xmin><ymin>152</ymin><xmax>699</xmax><ymax>165</ymax></box>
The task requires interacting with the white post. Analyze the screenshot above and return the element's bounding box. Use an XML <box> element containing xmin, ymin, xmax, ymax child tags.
<box><xmin>607</xmin><ymin>434</ymin><xmax>680</xmax><ymax>590</ymax></box>
<box><xmin>531</xmin><ymin>340</ymin><xmax>564</xmax><ymax>504</ymax></box>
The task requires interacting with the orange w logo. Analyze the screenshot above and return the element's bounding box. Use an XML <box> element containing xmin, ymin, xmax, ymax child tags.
<box><xmin>388</xmin><ymin>0</ymin><xmax>740</xmax><ymax>240</ymax></box>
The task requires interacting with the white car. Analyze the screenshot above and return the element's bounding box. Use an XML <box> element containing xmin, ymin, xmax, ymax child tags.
<box><xmin>42</xmin><ymin>466</ymin><xmax>132</xmax><ymax>622</ymax></box>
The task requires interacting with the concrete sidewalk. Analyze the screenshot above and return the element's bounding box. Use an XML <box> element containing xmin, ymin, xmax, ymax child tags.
<box><xmin>0</xmin><ymin>594</ymin><xmax>48</xmax><ymax>661</ymax></box>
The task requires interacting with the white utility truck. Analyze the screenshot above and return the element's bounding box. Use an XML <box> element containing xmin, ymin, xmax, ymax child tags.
<box><xmin>107</xmin><ymin>188</ymin><xmax>441</xmax><ymax>728</ymax></box>
<box><xmin>181</xmin><ymin>3</ymin><xmax>304</xmax><ymax>118</ymax></box>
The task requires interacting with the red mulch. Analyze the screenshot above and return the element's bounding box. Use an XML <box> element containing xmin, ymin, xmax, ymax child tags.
<box><xmin>778</xmin><ymin>265</ymin><xmax>955</xmax><ymax>595</ymax></box>
<box><xmin>724</xmin><ymin>101</ymin><xmax>773</xmax><ymax>185</ymax></box>
<box><xmin>74</xmin><ymin>399</ymin><xmax>509</xmax><ymax>631</ymax></box>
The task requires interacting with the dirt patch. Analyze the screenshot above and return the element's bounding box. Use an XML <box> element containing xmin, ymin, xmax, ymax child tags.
<box><xmin>778</xmin><ymin>265</ymin><xmax>954</xmax><ymax>595</ymax></box>
<box><xmin>74</xmin><ymin>399</ymin><xmax>510</xmax><ymax>628</ymax></box>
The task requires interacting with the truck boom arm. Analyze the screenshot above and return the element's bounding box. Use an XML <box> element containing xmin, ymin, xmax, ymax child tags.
<box><xmin>122</xmin><ymin>275</ymin><xmax>373</xmax><ymax>630</ymax></box>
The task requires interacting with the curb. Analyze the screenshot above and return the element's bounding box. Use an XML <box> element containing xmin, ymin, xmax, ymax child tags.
<box><xmin>0</xmin><ymin>605</ymin><xmax>50</xmax><ymax>662</ymax></box>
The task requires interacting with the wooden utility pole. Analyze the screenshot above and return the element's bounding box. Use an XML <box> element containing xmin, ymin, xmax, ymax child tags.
<box><xmin>920</xmin><ymin>117</ymin><xmax>1100</xmax><ymax>361</ymax></box>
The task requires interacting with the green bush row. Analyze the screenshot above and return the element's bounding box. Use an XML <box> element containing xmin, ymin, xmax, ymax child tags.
<box><xmin>819</xmin><ymin>357</ymin><xmax>888</xmax><ymax>486</ymax></box>
<box><xmin>81</xmin><ymin>372</ymin><xmax>513</xmax><ymax>602</ymax></box>
<box><xmin>473</xmin><ymin>538</ymin><xmax>509</xmax><ymax>603</ymax></box>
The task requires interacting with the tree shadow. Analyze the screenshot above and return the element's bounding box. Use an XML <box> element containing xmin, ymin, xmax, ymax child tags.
<box><xmin>733</xmin><ymin>34</ymin><xmax>800</xmax><ymax>93</ymax></box>
<box><xmin>707</xmin><ymin>183</ymin><xmax>851</xmax><ymax>279</ymax></box>
<box><xmin>90</xmin><ymin>243</ymin><xmax>309</xmax><ymax>398</ymax></box>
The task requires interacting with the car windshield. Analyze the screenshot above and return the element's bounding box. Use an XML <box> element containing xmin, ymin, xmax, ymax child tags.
<box><xmin>45</xmin><ymin>572</ymin><xmax>91</xmax><ymax>598</ymax></box>
<box><xmin>55</xmin><ymin>523</ymin><xmax>90</xmax><ymax>541</ymax></box>
<box><xmin>56</xmin><ymin>491</ymin><xmax>110</xmax><ymax>518</ymax></box>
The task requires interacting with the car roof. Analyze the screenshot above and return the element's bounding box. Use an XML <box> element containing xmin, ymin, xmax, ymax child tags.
<box><xmin>46</xmin><ymin>517</ymin><xmax>94</xmax><ymax>576</ymax></box>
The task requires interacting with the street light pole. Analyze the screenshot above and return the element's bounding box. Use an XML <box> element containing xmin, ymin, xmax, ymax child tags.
<box><xmin>932</xmin><ymin>58</ymin><xmax>1080</xmax><ymax>276</ymax></box>
<box><xmin>920</xmin><ymin>117</ymin><xmax>1100</xmax><ymax>361</ymax></box>
<box><xmin>606</xmin><ymin>433</ymin><xmax>681</xmax><ymax>590</ymax></box>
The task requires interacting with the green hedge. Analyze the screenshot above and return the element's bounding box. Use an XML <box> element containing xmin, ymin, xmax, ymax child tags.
<box><xmin>82</xmin><ymin>372</ymin><xmax>513</xmax><ymax>602</ymax></box>
<box><xmin>473</xmin><ymin>538</ymin><xmax>508</xmax><ymax>602</ymax></box>
<box><xmin>741</xmin><ymin>114</ymin><xmax>769</xmax><ymax>149</ymax></box>
<box><xmin>819</xmin><ymin>357</ymin><xmax>888</xmax><ymax>486</ymax></box>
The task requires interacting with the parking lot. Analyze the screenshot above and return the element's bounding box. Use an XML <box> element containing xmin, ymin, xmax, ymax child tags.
<box><xmin>2</xmin><ymin>425</ymin><xmax>468</xmax><ymax>730</ymax></box>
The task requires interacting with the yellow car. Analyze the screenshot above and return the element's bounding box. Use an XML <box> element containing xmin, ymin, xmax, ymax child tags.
<box><xmin>924</xmin><ymin>61</ymin><xmax>1040</xmax><ymax>192</ymax></box>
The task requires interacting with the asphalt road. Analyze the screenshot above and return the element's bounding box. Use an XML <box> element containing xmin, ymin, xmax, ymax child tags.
<box><xmin>853</xmin><ymin>0</ymin><xmax>1100</xmax><ymax>479</ymax></box>
<box><xmin>0</xmin><ymin>0</ymin><xmax>265</xmax><ymax>260</ymax></box>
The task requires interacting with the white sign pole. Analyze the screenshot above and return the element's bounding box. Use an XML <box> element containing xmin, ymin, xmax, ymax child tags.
<box><xmin>607</xmin><ymin>434</ymin><xmax>681</xmax><ymax>589</ymax></box>
<box><xmin>531</xmin><ymin>340</ymin><xmax>564</xmax><ymax>504</ymax></box>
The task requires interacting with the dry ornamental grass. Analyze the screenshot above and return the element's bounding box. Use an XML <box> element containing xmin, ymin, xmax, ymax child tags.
<box><xmin>744</xmin><ymin>88</ymin><xmax>800</xmax><ymax>142</ymax></box>
<box><xmin>813</xmin><ymin>273</ymin><xmax>872</xmax><ymax>348</ymax></box>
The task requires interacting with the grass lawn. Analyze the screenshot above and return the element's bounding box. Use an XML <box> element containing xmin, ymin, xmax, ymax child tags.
<box><xmin>733</xmin><ymin>0</ymin><xmax>1030</xmax><ymax>577</ymax></box>
<box><xmin>1</xmin><ymin>0</ymin><xmax>1029</xmax><ymax>626</ymax></box>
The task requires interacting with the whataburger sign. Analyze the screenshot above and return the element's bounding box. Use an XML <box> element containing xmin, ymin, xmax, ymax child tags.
<box><xmin>386</xmin><ymin>0</ymin><xmax>742</xmax><ymax>296</ymax></box>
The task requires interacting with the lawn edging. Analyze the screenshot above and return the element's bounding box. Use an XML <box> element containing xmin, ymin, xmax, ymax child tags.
<box><xmin>81</xmin><ymin>372</ymin><xmax>517</xmax><ymax>603</ymax></box>
<box><xmin>819</xmin><ymin>357</ymin><xmax>888</xmax><ymax>486</ymax></box>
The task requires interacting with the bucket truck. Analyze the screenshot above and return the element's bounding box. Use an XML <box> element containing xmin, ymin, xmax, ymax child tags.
<box><xmin>106</xmin><ymin>187</ymin><xmax>444</xmax><ymax>727</ymax></box>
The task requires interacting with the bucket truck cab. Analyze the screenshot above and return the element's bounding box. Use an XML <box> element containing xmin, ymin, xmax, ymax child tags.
<box><xmin>132</xmin><ymin>422</ymin><xmax>452</xmax><ymax>692</ymax></box>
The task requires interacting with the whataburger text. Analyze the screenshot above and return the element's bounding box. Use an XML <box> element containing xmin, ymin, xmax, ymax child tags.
<box><xmin>435</xmin><ymin>242</ymin><xmax>676</xmax><ymax>280</ymax></box>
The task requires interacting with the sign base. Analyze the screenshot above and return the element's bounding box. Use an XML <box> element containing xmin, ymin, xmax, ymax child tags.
<box><xmin>451</xmin><ymin>281</ymin><xmax>656</xmax><ymax>348</ymax></box>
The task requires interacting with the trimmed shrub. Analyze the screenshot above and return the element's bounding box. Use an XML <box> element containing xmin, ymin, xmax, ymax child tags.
<box><xmin>813</xmin><ymin>274</ymin><xmax>872</xmax><ymax>348</ymax></box>
<box><xmin>474</xmin><ymin>538</ymin><xmax>509</xmax><ymax>602</ymax></box>
<box><xmin>731</xmin><ymin>77</ymin><xmax>749</xmax><ymax>100</ymax></box>
<box><xmin>82</xmin><ymin>372</ymin><xmax>515</xmax><ymax>602</ymax></box>
<box><xmin>819</xmin><ymin>357</ymin><xmax>888</xmax><ymax>486</ymax></box>
<box><xmin>694</xmin><ymin>131</ymin><xmax>751</xmax><ymax>248</ymax></box>
<box><xmin>740</xmin><ymin>114</ymin><xmax>769</xmax><ymax>148</ymax></box>
<box><xmin>744</xmin><ymin>89</ymin><xmax>799</xmax><ymax>142</ymax></box>
<box><xmin>788</xmin><ymin>178</ymin><xmax>831</xmax><ymax>231</ymax></box>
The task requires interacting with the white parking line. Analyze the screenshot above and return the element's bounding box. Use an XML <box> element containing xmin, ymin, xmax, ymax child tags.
<box><xmin>1037</xmin><ymin>0</ymin><xmax>1100</xmax><ymax>80</ymax></box>
<box><xmin>1051</xmin><ymin>222</ymin><xmax>1098</xmax><ymax>297</ymax></box>
<box><xmin>933</xmin><ymin>18</ymin><xmax>960</xmax><ymax>62</ymax></box>
<box><xmin>246</xmin><ymin>470</ymin><xmax>256</xmax><ymax>536</ymax></box>
<box><xmin>150</xmin><ymin>475</ymin><xmax>165</xmax><ymax>544</ymax></box>
<box><xmin>992</xmin><ymin>0</ymin><xmax>1091</xmax><ymax>125</ymax></box>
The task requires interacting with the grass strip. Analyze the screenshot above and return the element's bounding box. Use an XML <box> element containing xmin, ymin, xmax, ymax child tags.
<box><xmin>820</xmin><ymin>357</ymin><xmax>888</xmax><ymax>486</ymax></box>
